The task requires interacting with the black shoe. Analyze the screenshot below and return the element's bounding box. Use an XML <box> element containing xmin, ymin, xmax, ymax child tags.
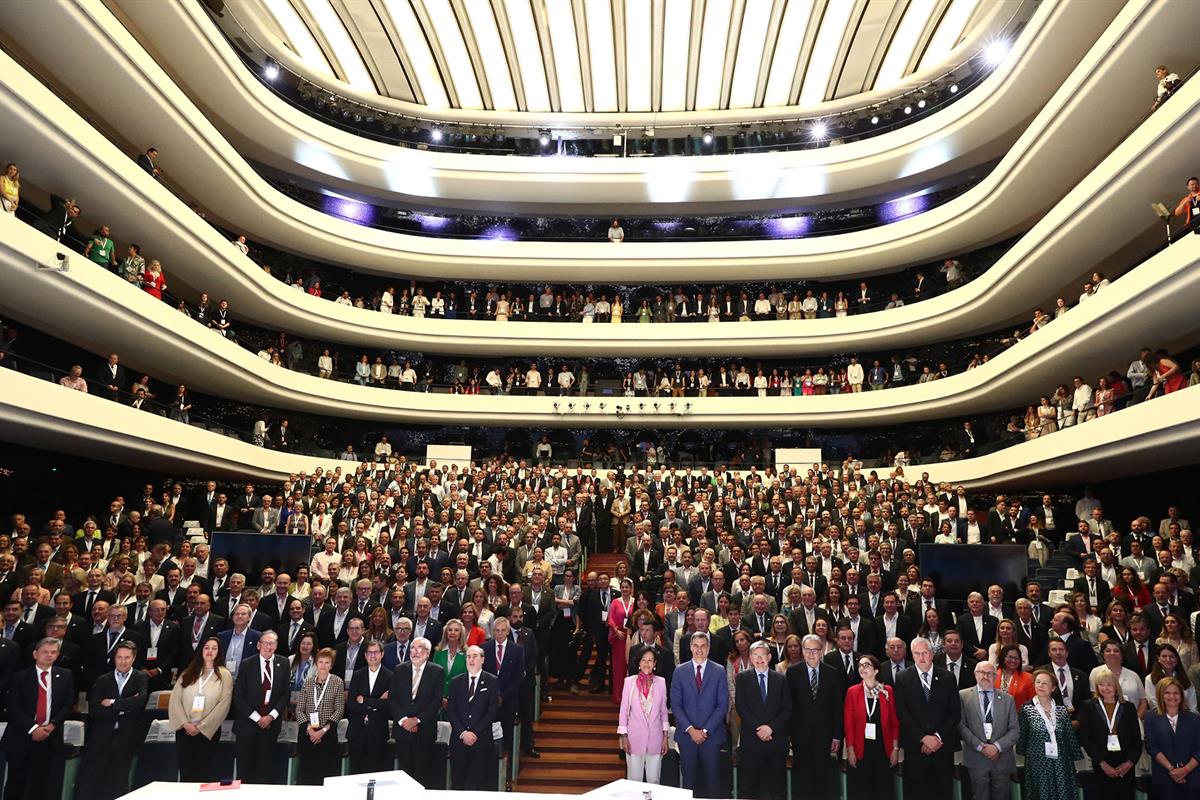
<box><xmin>525</xmin><ymin>748</ymin><xmax>541</xmax><ymax>758</ymax></box>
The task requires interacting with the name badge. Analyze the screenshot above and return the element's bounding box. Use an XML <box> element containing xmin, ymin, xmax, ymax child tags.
<box><xmin>146</xmin><ymin>647</ymin><xmax>158</xmax><ymax>661</ymax></box>
<box><xmin>600</xmin><ymin>611</ymin><xmax>608</xmax><ymax>623</ymax></box>
<box><xmin>309</xmin><ymin>712</ymin><xmax>320</xmax><ymax>729</ymax></box>
<box><xmin>982</xmin><ymin>722</ymin><xmax>993</xmax><ymax>739</ymax></box>
<box><xmin>1107</xmin><ymin>734</ymin><xmax>1121</xmax><ymax>752</ymax></box>
<box><xmin>1044</xmin><ymin>741</ymin><xmax>1058</xmax><ymax>759</ymax></box>
<box><xmin>563</xmin><ymin>608</ymin><xmax>572</xmax><ymax>618</ymax></box>
<box><xmin>191</xmin><ymin>694</ymin><xmax>206</xmax><ymax>714</ymax></box>
<box><xmin>864</xmin><ymin>723</ymin><xmax>877</xmax><ymax>741</ymax></box>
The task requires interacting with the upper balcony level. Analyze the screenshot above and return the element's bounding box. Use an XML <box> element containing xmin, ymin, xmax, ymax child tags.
<box><xmin>22</xmin><ymin>0</ymin><xmax>1125</xmax><ymax>215</ymax></box>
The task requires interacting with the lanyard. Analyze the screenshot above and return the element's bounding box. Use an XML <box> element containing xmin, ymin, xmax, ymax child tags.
<box><xmin>197</xmin><ymin>669</ymin><xmax>215</xmax><ymax>693</ymax></box>
<box><xmin>1102</xmin><ymin>701</ymin><xmax>1119</xmax><ymax>734</ymax></box>
<box><xmin>313</xmin><ymin>678</ymin><xmax>331</xmax><ymax>713</ymax></box>
<box><xmin>1035</xmin><ymin>701</ymin><xmax>1057</xmax><ymax>747</ymax></box>
<box><xmin>864</xmin><ymin>690</ymin><xmax>879</xmax><ymax>720</ymax></box>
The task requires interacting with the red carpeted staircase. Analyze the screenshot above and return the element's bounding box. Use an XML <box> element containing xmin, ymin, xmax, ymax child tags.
<box><xmin>513</xmin><ymin>553</ymin><xmax>627</xmax><ymax>793</ymax></box>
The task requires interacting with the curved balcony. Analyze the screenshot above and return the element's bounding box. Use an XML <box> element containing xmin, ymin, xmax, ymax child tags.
<box><xmin>91</xmin><ymin>0</ymin><xmax>1107</xmax><ymax>214</ymax></box>
<box><xmin>0</xmin><ymin>0</ymin><xmax>1186</xmax><ymax>284</ymax></box>
<box><xmin>3</xmin><ymin>210</ymin><xmax>1198</xmax><ymax>431</ymax></box>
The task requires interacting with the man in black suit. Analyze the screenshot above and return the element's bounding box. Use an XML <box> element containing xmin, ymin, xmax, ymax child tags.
<box><xmin>507</xmin><ymin>606</ymin><xmax>542</xmax><ymax>757</ymax></box>
<box><xmin>787</xmin><ymin>587</ymin><xmax>829</xmax><ymax>638</ymax></box>
<box><xmin>934</xmin><ymin>630</ymin><xmax>977</xmax><ymax>689</ymax></box>
<box><xmin>390</xmin><ymin>636</ymin><xmax>444</xmax><ymax>785</ymax></box>
<box><xmin>85</xmin><ymin>605</ymin><xmax>144</xmax><ymax>691</ymax></box>
<box><xmin>0</xmin><ymin>635</ymin><xmax>18</xmax><ymax>712</ymax></box>
<box><xmin>93</xmin><ymin>354</ymin><xmax>126</xmax><ymax>402</ymax></box>
<box><xmin>179</xmin><ymin>595</ymin><xmax>222</xmax><ymax>667</ymax></box>
<box><xmin>72</xmin><ymin>571</ymin><xmax>115</xmax><ymax>621</ymax></box>
<box><xmin>447</xmin><ymin>645</ymin><xmax>501</xmax><ymax>790</ymax></box>
<box><xmin>824</xmin><ymin>627</ymin><xmax>861</xmax><ymax>689</ymax></box>
<box><xmin>738</xmin><ymin>641</ymin><xmax>792</xmax><ymax>800</ymax></box>
<box><xmin>880</xmin><ymin>638</ymin><xmax>914</xmax><ymax>686</ymax></box>
<box><xmin>334</xmin><ymin>618</ymin><xmax>369</xmax><ymax>686</ymax></box>
<box><xmin>134</xmin><ymin>599</ymin><xmax>180</xmax><ymax>692</ymax></box>
<box><xmin>36</xmin><ymin>193</ymin><xmax>81</xmax><ymax>243</ymax></box>
<box><xmin>571</xmin><ymin>493</ymin><xmax>596</xmax><ymax>552</ymax></box>
<box><xmin>74</xmin><ymin>641</ymin><xmax>149</xmax><ymax>800</ymax></box>
<box><xmin>1071</xmin><ymin>557</ymin><xmax>1112</xmax><ymax>612</ymax></box>
<box><xmin>1142</xmin><ymin>582</ymin><xmax>1177</xmax><ymax>639</ymax></box>
<box><xmin>872</xmin><ymin>594</ymin><xmax>915</xmax><ymax>660</ymax></box>
<box><xmin>1045</xmin><ymin>639</ymin><xmax>1091</xmax><ymax>716</ymax></box>
<box><xmin>905</xmin><ymin>578</ymin><xmax>951</xmax><ymax>632</ymax></box>
<box><xmin>1049</xmin><ymin>611</ymin><xmax>1098</xmax><ymax>672</ymax></box>
<box><xmin>628</xmin><ymin>617</ymin><xmax>674</xmax><ymax>684</ymax></box>
<box><xmin>677</xmin><ymin>609</ymin><xmax>729</xmax><ymax>667</ymax></box>
<box><xmin>1013</xmin><ymin>599</ymin><xmax>1049</xmax><ymax>663</ymax></box>
<box><xmin>483</xmin><ymin>616</ymin><xmax>525</xmax><ymax>758</ymax></box>
<box><xmin>580</xmin><ymin>572</ymin><xmax>611</xmax><ymax>693</ymax></box>
<box><xmin>895</xmin><ymin>638</ymin><xmax>961</xmax><ymax>800</ymax></box>
<box><xmin>231</xmin><ymin>630</ymin><xmax>290</xmax><ymax>784</ymax></box>
<box><xmin>142</xmin><ymin>505</ymin><xmax>178</xmax><ymax>550</ymax></box>
<box><xmin>2</xmin><ymin>637</ymin><xmax>75</xmax><ymax>800</ymax></box>
<box><xmin>16</xmin><ymin>584</ymin><xmax>54</xmax><ymax>637</ymax></box>
<box><xmin>345</xmin><ymin>640</ymin><xmax>392</xmax><ymax>774</ymax></box>
<box><xmin>316</xmin><ymin>586</ymin><xmax>356</xmax><ymax>648</ymax></box>
<box><xmin>1123</xmin><ymin>616</ymin><xmax>1156</xmax><ymax>678</ymax></box>
<box><xmin>3</xmin><ymin>598</ymin><xmax>39</xmax><ymax>658</ymax></box>
<box><xmin>955</xmin><ymin>591</ymin><xmax>999</xmax><ymax>662</ymax></box>
<box><xmin>787</xmin><ymin>634</ymin><xmax>843</xmax><ymax>800</ymax></box>
<box><xmin>274</xmin><ymin>599</ymin><xmax>314</xmax><ymax>658</ymax></box>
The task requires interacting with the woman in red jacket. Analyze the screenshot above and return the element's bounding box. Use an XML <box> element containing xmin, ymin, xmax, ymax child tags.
<box><xmin>141</xmin><ymin>259</ymin><xmax>166</xmax><ymax>300</ymax></box>
<box><xmin>844</xmin><ymin>654</ymin><xmax>899</xmax><ymax>799</ymax></box>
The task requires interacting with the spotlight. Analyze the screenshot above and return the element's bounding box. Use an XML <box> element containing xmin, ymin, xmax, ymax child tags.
<box><xmin>701</xmin><ymin>126</ymin><xmax>714</xmax><ymax>145</ymax></box>
<box><xmin>903</xmin><ymin>105</ymin><xmax>912</xmax><ymax>115</ymax></box>
<box><xmin>809</xmin><ymin>121</ymin><xmax>828</xmax><ymax>140</ymax></box>
<box><xmin>949</xmin><ymin>83</ymin><xmax>959</xmax><ymax>94</ymax></box>
<box><xmin>983</xmin><ymin>39</ymin><xmax>1010</xmax><ymax>68</ymax></box>
<box><xmin>538</xmin><ymin>129</ymin><xmax>551</xmax><ymax>146</ymax></box>
<box><xmin>870</xmin><ymin>115</ymin><xmax>880</xmax><ymax>125</ymax></box>
<box><xmin>653</xmin><ymin>403</ymin><xmax>660</xmax><ymax>412</ymax></box>
<box><xmin>583</xmin><ymin>403</ymin><xmax>590</xmax><ymax>412</ymax></box>
<box><xmin>431</xmin><ymin>125</ymin><xmax>443</xmax><ymax>142</ymax></box>
<box><xmin>553</xmin><ymin>402</ymin><xmax>560</xmax><ymax>413</ymax></box>
<box><xmin>567</xmin><ymin>403</ymin><xmax>575</xmax><ymax>412</ymax></box>
<box><xmin>352</xmin><ymin>112</ymin><xmax>362</xmax><ymax>122</ymax></box>
<box><xmin>599</xmin><ymin>403</ymin><xmax>606</xmax><ymax>411</ymax></box>
<box><xmin>643</xmin><ymin>126</ymin><xmax>655</xmax><ymax>137</ymax></box>
<box><xmin>916</xmin><ymin>99</ymin><xmax>926</xmax><ymax>109</ymax></box>
<box><xmin>263</xmin><ymin>58</ymin><xmax>280</xmax><ymax>81</ymax></box>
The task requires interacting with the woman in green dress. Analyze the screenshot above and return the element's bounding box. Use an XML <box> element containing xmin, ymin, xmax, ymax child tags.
<box><xmin>431</xmin><ymin>618</ymin><xmax>468</xmax><ymax>701</ymax></box>
<box><xmin>1018</xmin><ymin>668</ymin><xmax>1082</xmax><ymax>800</ymax></box>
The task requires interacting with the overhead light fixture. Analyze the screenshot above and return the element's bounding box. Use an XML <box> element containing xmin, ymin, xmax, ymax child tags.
<box><xmin>539</xmin><ymin>129</ymin><xmax>551</xmax><ymax>146</ymax></box>
<box><xmin>431</xmin><ymin>125</ymin><xmax>443</xmax><ymax>142</ymax></box>
<box><xmin>643</xmin><ymin>126</ymin><xmax>655</xmax><ymax>137</ymax></box>
<box><xmin>917</xmin><ymin>99</ymin><xmax>926</xmax><ymax>108</ymax></box>
<box><xmin>809</xmin><ymin>121</ymin><xmax>828</xmax><ymax>140</ymax></box>
<box><xmin>903</xmin><ymin>105</ymin><xmax>913</xmax><ymax>114</ymax></box>
<box><xmin>949</xmin><ymin>83</ymin><xmax>959</xmax><ymax>93</ymax></box>
<box><xmin>701</xmin><ymin>127</ymin><xmax>714</xmax><ymax>145</ymax></box>
<box><xmin>870</xmin><ymin>115</ymin><xmax>880</xmax><ymax>125</ymax></box>
<box><xmin>263</xmin><ymin>58</ymin><xmax>280</xmax><ymax>81</ymax></box>
<box><xmin>983</xmin><ymin>39</ymin><xmax>1011</xmax><ymax>68</ymax></box>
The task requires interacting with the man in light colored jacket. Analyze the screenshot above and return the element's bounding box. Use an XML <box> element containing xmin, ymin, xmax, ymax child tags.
<box><xmin>957</xmin><ymin>661</ymin><xmax>1019</xmax><ymax>800</ymax></box>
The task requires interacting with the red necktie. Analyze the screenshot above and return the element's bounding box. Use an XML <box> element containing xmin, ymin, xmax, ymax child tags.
<box><xmin>497</xmin><ymin>644</ymin><xmax>504</xmax><ymax>666</ymax></box>
<box><xmin>36</xmin><ymin>670</ymin><xmax>49</xmax><ymax>725</ymax></box>
<box><xmin>1138</xmin><ymin>644</ymin><xmax>1147</xmax><ymax>673</ymax></box>
<box><xmin>192</xmin><ymin>616</ymin><xmax>202</xmax><ymax>642</ymax></box>
<box><xmin>695</xmin><ymin>664</ymin><xmax>703</xmax><ymax>691</ymax></box>
<box><xmin>260</xmin><ymin>662</ymin><xmax>272</xmax><ymax>715</ymax></box>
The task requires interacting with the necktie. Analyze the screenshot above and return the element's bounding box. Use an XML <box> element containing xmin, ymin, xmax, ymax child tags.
<box><xmin>1138</xmin><ymin>644</ymin><xmax>1147</xmax><ymax>673</ymax></box>
<box><xmin>982</xmin><ymin>691</ymin><xmax>992</xmax><ymax>722</ymax></box>
<box><xmin>845</xmin><ymin>653</ymin><xmax>852</xmax><ymax>674</ymax></box>
<box><xmin>260</xmin><ymin>662</ymin><xmax>272</xmax><ymax>714</ymax></box>
<box><xmin>86</xmin><ymin>591</ymin><xmax>96</xmax><ymax>613</ymax></box>
<box><xmin>810</xmin><ymin>668</ymin><xmax>818</xmax><ymax>699</ymax></box>
<box><xmin>192</xmin><ymin>616</ymin><xmax>203</xmax><ymax>641</ymax></box>
<box><xmin>1058</xmin><ymin>667</ymin><xmax>1069</xmax><ymax>700</ymax></box>
<box><xmin>412</xmin><ymin>666</ymin><xmax>422</xmax><ymax>699</ymax></box>
<box><xmin>926</xmin><ymin>599</ymin><xmax>933</xmax><ymax>611</ymax></box>
<box><xmin>1162</xmin><ymin>605</ymin><xmax>1169</xmax><ymax>618</ymax></box>
<box><xmin>1023</xmin><ymin>622</ymin><xmax>1031</xmax><ymax>639</ymax></box>
<box><xmin>695</xmin><ymin>664</ymin><xmax>703</xmax><ymax>691</ymax></box>
<box><xmin>290</xmin><ymin>621</ymin><xmax>299</xmax><ymax>646</ymax></box>
<box><xmin>25</xmin><ymin>606</ymin><xmax>34</xmax><ymax>623</ymax></box>
<box><xmin>37</xmin><ymin>670</ymin><xmax>49</xmax><ymax>725</ymax></box>
<box><xmin>759</xmin><ymin>672</ymin><xmax>767</xmax><ymax>703</ymax></box>
<box><xmin>497</xmin><ymin>643</ymin><xmax>504</xmax><ymax>665</ymax></box>
<box><xmin>136</xmin><ymin>604</ymin><xmax>145</xmax><ymax>624</ymax></box>
<box><xmin>921</xmin><ymin>671</ymin><xmax>931</xmax><ymax>700</ymax></box>
<box><xmin>469</xmin><ymin>675</ymin><xmax>477</xmax><ymax>698</ymax></box>
<box><xmin>108</xmin><ymin>631</ymin><xmax>117</xmax><ymax>651</ymax></box>
<box><xmin>950</xmin><ymin>662</ymin><xmax>958</xmax><ymax>679</ymax></box>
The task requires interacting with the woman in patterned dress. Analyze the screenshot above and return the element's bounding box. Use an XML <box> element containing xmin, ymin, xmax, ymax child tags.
<box><xmin>1018</xmin><ymin>668</ymin><xmax>1081</xmax><ymax>800</ymax></box>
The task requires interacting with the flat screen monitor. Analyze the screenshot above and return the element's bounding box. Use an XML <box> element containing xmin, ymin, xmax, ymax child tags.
<box><xmin>210</xmin><ymin>531</ymin><xmax>312</xmax><ymax>580</ymax></box>
<box><xmin>917</xmin><ymin>544</ymin><xmax>1029</xmax><ymax>603</ymax></box>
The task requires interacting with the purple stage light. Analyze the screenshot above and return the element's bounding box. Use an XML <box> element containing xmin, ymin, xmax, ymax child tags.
<box><xmin>879</xmin><ymin>193</ymin><xmax>929</xmax><ymax>223</ymax></box>
<box><xmin>411</xmin><ymin>213</ymin><xmax>451</xmax><ymax>231</ymax></box>
<box><xmin>320</xmin><ymin>194</ymin><xmax>377</xmax><ymax>226</ymax></box>
<box><xmin>482</xmin><ymin>225</ymin><xmax>517</xmax><ymax>241</ymax></box>
<box><xmin>765</xmin><ymin>215</ymin><xmax>811</xmax><ymax>238</ymax></box>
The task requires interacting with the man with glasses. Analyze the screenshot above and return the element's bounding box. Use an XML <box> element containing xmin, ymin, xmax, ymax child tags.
<box><xmin>787</xmin><ymin>634</ymin><xmax>842</xmax><ymax>800</ymax></box>
<box><xmin>957</xmin><ymin>661</ymin><xmax>1018</xmax><ymax>800</ymax></box>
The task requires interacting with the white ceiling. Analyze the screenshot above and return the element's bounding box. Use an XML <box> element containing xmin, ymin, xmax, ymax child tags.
<box><xmin>231</xmin><ymin>0</ymin><xmax>1009</xmax><ymax>114</ymax></box>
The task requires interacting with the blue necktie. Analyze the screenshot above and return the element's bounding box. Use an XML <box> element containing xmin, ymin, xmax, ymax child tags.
<box><xmin>759</xmin><ymin>672</ymin><xmax>767</xmax><ymax>703</ymax></box>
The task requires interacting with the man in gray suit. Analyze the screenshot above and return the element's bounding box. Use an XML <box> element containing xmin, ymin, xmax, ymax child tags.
<box><xmin>957</xmin><ymin>661</ymin><xmax>1018</xmax><ymax>800</ymax></box>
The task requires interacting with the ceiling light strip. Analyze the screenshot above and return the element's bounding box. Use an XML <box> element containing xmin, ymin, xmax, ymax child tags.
<box><xmin>297</xmin><ymin>0</ymin><xmax>377</xmax><ymax>90</ymax></box>
<box><xmin>694</xmin><ymin>0</ymin><xmax>732</xmax><ymax>110</ymax></box>
<box><xmin>798</xmin><ymin>0</ymin><xmax>855</xmax><ymax>106</ymax></box>
<box><xmin>728</xmin><ymin>0</ymin><xmax>773</xmax><ymax>108</ymax></box>
<box><xmin>501</xmin><ymin>0</ymin><xmax>551</xmax><ymax>111</ymax></box>
<box><xmin>461</xmin><ymin>0</ymin><xmax>517</xmax><ymax>110</ymax></box>
<box><xmin>545</xmin><ymin>0</ymin><xmax>586</xmax><ymax>111</ymax></box>
<box><xmin>874</xmin><ymin>0</ymin><xmax>936</xmax><ymax>89</ymax></box>
<box><xmin>262</xmin><ymin>0</ymin><xmax>335</xmax><ymax>76</ymax></box>
<box><xmin>421</xmin><ymin>0</ymin><xmax>484</xmax><ymax>108</ymax></box>
<box><xmin>584</xmin><ymin>0</ymin><xmax>618</xmax><ymax>112</ymax></box>
<box><xmin>660</xmin><ymin>0</ymin><xmax>691</xmax><ymax>111</ymax></box>
<box><xmin>762</xmin><ymin>0</ymin><xmax>814</xmax><ymax>107</ymax></box>
<box><xmin>918</xmin><ymin>0</ymin><xmax>978</xmax><ymax>70</ymax></box>
<box><xmin>382</xmin><ymin>0</ymin><xmax>450</xmax><ymax>108</ymax></box>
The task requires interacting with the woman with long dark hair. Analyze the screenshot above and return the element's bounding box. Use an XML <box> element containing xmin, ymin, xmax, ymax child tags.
<box><xmin>168</xmin><ymin>636</ymin><xmax>233</xmax><ymax>781</ymax></box>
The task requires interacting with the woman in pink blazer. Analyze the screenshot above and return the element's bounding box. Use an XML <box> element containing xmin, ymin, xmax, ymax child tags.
<box><xmin>617</xmin><ymin>649</ymin><xmax>670</xmax><ymax>784</ymax></box>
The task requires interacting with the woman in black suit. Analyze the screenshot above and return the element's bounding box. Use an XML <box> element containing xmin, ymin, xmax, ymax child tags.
<box><xmin>1077</xmin><ymin>667</ymin><xmax>1142</xmax><ymax>800</ymax></box>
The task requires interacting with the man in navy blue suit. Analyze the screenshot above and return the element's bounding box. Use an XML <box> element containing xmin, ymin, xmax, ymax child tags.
<box><xmin>2</xmin><ymin>637</ymin><xmax>75</xmax><ymax>800</ymax></box>
<box><xmin>482</xmin><ymin>616</ymin><xmax>524</xmax><ymax>758</ymax></box>
<box><xmin>447</xmin><ymin>645</ymin><xmax>500</xmax><ymax>790</ymax></box>
<box><xmin>216</xmin><ymin>604</ymin><xmax>261</xmax><ymax>678</ymax></box>
<box><xmin>669</xmin><ymin>632</ymin><xmax>729</xmax><ymax>798</ymax></box>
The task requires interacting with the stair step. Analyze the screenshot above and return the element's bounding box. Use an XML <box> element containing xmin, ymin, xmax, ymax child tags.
<box><xmin>536</xmin><ymin>739</ymin><xmax>617</xmax><ymax>753</ymax></box>
<box><xmin>515</xmin><ymin>767</ymin><xmax>626</xmax><ymax>784</ymax></box>
<box><xmin>523</xmin><ymin>751</ymin><xmax>624</xmax><ymax>765</ymax></box>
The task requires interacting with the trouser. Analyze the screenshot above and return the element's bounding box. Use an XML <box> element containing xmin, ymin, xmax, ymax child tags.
<box><xmin>449</xmin><ymin>739</ymin><xmax>497</xmax><ymax>790</ymax></box>
<box><xmin>520</xmin><ymin>677</ymin><xmax>536</xmax><ymax>750</ymax></box>
<box><xmin>581</xmin><ymin>630</ymin><xmax>610</xmax><ymax>687</ymax></box>
<box><xmin>966</xmin><ymin>765</ymin><xmax>1012</xmax><ymax>800</ymax></box>
<box><xmin>626</xmin><ymin>753</ymin><xmax>662</xmax><ymax>784</ymax></box>
<box><xmin>902</xmin><ymin>752</ymin><xmax>953</xmax><ymax>800</ymax></box>
<box><xmin>348</xmin><ymin>731</ymin><xmax>394</xmax><ymax>774</ymax></box>
<box><xmin>739</xmin><ymin>743</ymin><xmax>786</xmax><ymax>800</ymax></box>
<box><xmin>75</xmin><ymin>734</ymin><xmax>139</xmax><ymax>800</ymax></box>
<box><xmin>295</xmin><ymin>728</ymin><xmax>340</xmax><ymax>785</ymax></box>
<box><xmin>3</xmin><ymin>742</ymin><xmax>65</xmax><ymax>800</ymax></box>
<box><xmin>235</xmin><ymin>725</ymin><xmax>280</xmax><ymax>784</ymax></box>
<box><xmin>790</xmin><ymin>740</ymin><xmax>833</xmax><ymax>800</ymax></box>
<box><xmin>395</xmin><ymin>731</ymin><xmax>437</xmax><ymax>787</ymax></box>
<box><xmin>678</xmin><ymin>736</ymin><xmax>723</xmax><ymax>798</ymax></box>
<box><xmin>176</xmin><ymin>729</ymin><xmax>222</xmax><ymax>782</ymax></box>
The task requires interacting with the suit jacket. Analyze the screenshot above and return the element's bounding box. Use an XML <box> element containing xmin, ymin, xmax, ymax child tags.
<box><xmin>824</xmin><ymin>649</ymin><xmax>862</xmax><ymax>688</ymax></box>
<box><xmin>316</xmin><ymin>609</ymin><xmax>358</xmax><ymax>649</ymax></box>
<box><xmin>382</xmin><ymin>638</ymin><xmax>413</xmax><ymax>670</ymax></box>
<box><xmin>957</xmin><ymin>685</ymin><xmax>1018</xmax><ymax>772</ymax></box>
<box><xmin>1145</xmin><ymin>710</ymin><xmax>1200</xmax><ymax>788</ymax></box>
<box><xmin>273</xmin><ymin>618</ymin><xmax>315</xmax><ymax>657</ymax></box>
<box><xmin>179</xmin><ymin>613</ymin><xmax>224</xmax><ymax>666</ymax></box>
<box><xmin>215</xmin><ymin>627</ymin><xmax>261</xmax><ymax>666</ymax></box>
<box><xmin>71</xmin><ymin>589</ymin><xmax>116</xmax><ymax>620</ymax></box>
<box><xmin>786</xmin><ymin>661</ymin><xmax>843</xmax><ymax>746</ymax></box>
<box><xmin>955</xmin><ymin>614</ymin><xmax>999</xmax><ymax>659</ymax></box>
<box><xmin>345</xmin><ymin>665</ymin><xmax>393</xmax><ymax>742</ymax></box>
<box><xmin>231</xmin><ymin>653</ymin><xmax>290</xmax><ymax>736</ymax></box>
<box><xmin>934</xmin><ymin>654</ymin><xmax>979</xmax><ymax>689</ymax></box>
<box><xmin>895</xmin><ymin>666</ymin><xmax>961</xmax><ymax>759</ymax></box>
<box><xmin>736</xmin><ymin>667</ymin><xmax>791</xmax><ymax>753</ymax></box>
<box><xmin>16</xmin><ymin>603</ymin><xmax>54</xmax><ymax>636</ymax></box>
<box><xmin>670</xmin><ymin>659</ymin><xmax>729</xmax><ymax>745</ymax></box>
<box><xmin>85</xmin><ymin>668</ymin><xmax>149</xmax><ymax>744</ymax></box>
<box><xmin>132</xmin><ymin>619</ymin><xmax>181</xmax><ymax>690</ymax></box>
<box><xmin>677</xmin><ymin>631</ymin><xmax>729</xmax><ymax>668</ymax></box>
<box><xmin>482</xmin><ymin>639</ymin><xmax>524</xmax><ymax>715</ymax></box>
<box><xmin>85</xmin><ymin>627</ymin><xmax>146</xmax><ymax>689</ymax></box>
<box><xmin>1077</xmin><ymin>697</ymin><xmax>1141</xmax><ymax>771</ymax></box>
<box><xmin>787</xmin><ymin>606</ymin><xmax>830</xmax><ymax>639</ymax></box>
<box><xmin>389</xmin><ymin>660</ymin><xmax>445</xmax><ymax>742</ymax></box>
<box><xmin>871</xmin><ymin>614</ymin><xmax>916</xmax><ymax>658</ymax></box>
<box><xmin>447</xmin><ymin>670</ymin><xmax>500</xmax><ymax>742</ymax></box>
<box><xmin>617</xmin><ymin>674</ymin><xmax>670</xmax><ymax>754</ymax></box>
<box><xmin>1</xmin><ymin>665</ymin><xmax>74</xmax><ymax>753</ymax></box>
<box><xmin>334</xmin><ymin>640</ymin><xmax>369</xmax><ymax>679</ymax></box>
<box><xmin>906</xmin><ymin>598</ymin><xmax>952</xmax><ymax>631</ymax></box>
<box><xmin>1060</xmin><ymin>632</ymin><xmax>1099</xmax><ymax>672</ymax></box>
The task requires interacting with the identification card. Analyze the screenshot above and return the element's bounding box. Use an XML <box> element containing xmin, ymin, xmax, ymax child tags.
<box><xmin>1044</xmin><ymin>741</ymin><xmax>1058</xmax><ymax>759</ymax></box>
<box><xmin>600</xmin><ymin>610</ymin><xmax>608</xmax><ymax>623</ymax></box>
<box><xmin>982</xmin><ymin>722</ymin><xmax>993</xmax><ymax>739</ymax></box>
<box><xmin>309</xmin><ymin>712</ymin><xmax>320</xmax><ymax>728</ymax></box>
<box><xmin>146</xmin><ymin>647</ymin><xmax>158</xmax><ymax>661</ymax></box>
<box><xmin>1107</xmin><ymin>734</ymin><xmax>1121</xmax><ymax>752</ymax></box>
<box><xmin>191</xmin><ymin>694</ymin><xmax>206</xmax><ymax>714</ymax></box>
<box><xmin>863</xmin><ymin>723</ymin><xmax>877</xmax><ymax>741</ymax></box>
